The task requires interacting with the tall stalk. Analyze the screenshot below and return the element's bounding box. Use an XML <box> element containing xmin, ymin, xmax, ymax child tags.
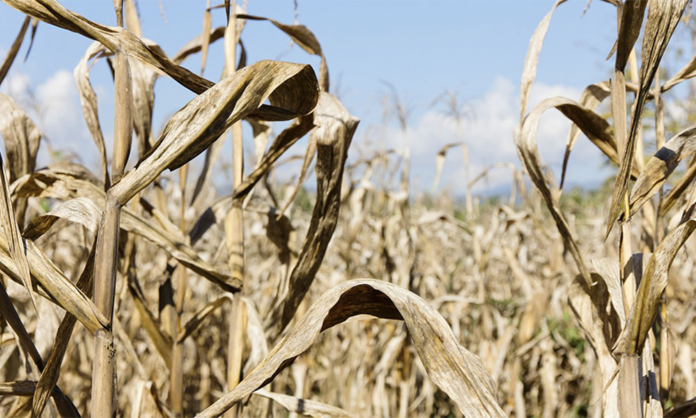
<box><xmin>91</xmin><ymin>2</ymin><xmax>132</xmax><ymax>414</ymax></box>
<box><xmin>224</xmin><ymin>4</ymin><xmax>247</xmax><ymax>417</ymax></box>
<box><xmin>170</xmin><ymin>164</ymin><xmax>189</xmax><ymax>417</ymax></box>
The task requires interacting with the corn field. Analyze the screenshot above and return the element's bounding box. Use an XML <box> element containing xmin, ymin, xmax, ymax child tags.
<box><xmin>0</xmin><ymin>0</ymin><xmax>695</xmax><ymax>417</ymax></box>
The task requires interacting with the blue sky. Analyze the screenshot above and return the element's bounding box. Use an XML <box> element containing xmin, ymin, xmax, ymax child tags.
<box><xmin>0</xmin><ymin>0</ymin><xmax>673</xmax><ymax>194</ymax></box>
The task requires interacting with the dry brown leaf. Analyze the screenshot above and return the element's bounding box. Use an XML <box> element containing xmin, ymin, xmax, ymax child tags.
<box><xmin>190</xmin><ymin>131</ymin><xmax>227</xmax><ymax>210</ymax></box>
<box><xmin>128</xmin><ymin>270</ymin><xmax>173</xmax><ymax>367</ymax></box>
<box><xmin>32</xmin><ymin>241</ymin><xmax>96</xmax><ymax>418</ymax></box>
<box><xmin>614</xmin><ymin>1</ymin><xmax>648</xmax><ymax>72</ymax></box>
<box><xmin>17</xmin><ymin>175</ymin><xmax>241</xmax><ymax>291</ymax></box>
<box><xmin>659</xmin><ymin>160</ymin><xmax>696</xmax><ymax>216</ymax></box>
<box><xmin>232</xmin><ymin>115</ymin><xmax>315</xmax><ymax>201</ymax></box>
<box><xmin>516</xmin><ymin>97</ymin><xmax>613</xmax><ymax>285</ymax></box>
<box><xmin>0</xmin><ymin>380</ymin><xmax>77</xmax><ymax>417</ymax></box>
<box><xmin>177</xmin><ymin>296</ymin><xmax>229</xmax><ymax>343</ymax></box>
<box><xmin>23</xmin><ymin>197</ymin><xmax>101</xmax><ymax>240</ymax></box>
<box><xmin>278</xmin><ymin>135</ymin><xmax>317</xmax><ymax>218</ymax></box>
<box><xmin>240</xmin><ymin>14</ymin><xmax>329</xmax><ymax>91</ymax></box>
<box><xmin>0</xmin><ymin>95</ymin><xmax>41</xmax><ymax>182</ymax></box>
<box><xmin>196</xmin><ymin>279</ymin><xmax>504</xmax><ymax>418</ymax></box>
<box><xmin>0</xmin><ymin>280</ymin><xmax>43</xmax><ymax>371</ymax></box>
<box><xmin>558</xmin><ymin>80</ymin><xmax>644</xmax><ymax>188</ymax></box>
<box><xmin>519</xmin><ymin>0</ymin><xmax>567</xmax><ymax>121</ymax></box>
<box><xmin>614</xmin><ymin>220</ymin><xmax>696</xmax><ymax>355</ymax></box>
<box><xmin>0</xmin><ymin>153</ymin><xmax>34</xmax><ymax>310</ymax></box>
<box><xmin>172</xmin><ymin>26</ymin><xmax>226</xmax><ymax>65</ymax></box>
<box><xmin>568</xmin><ymin>277</ymin><xmax>620</xmax><ymax>417</ymax></box>
<box><xmin>4</xmin><ymin>0</ymin><xmax>216</xmax><ymax>93</ymax></box>
<box><xmin>265</xmin><ymin>93</ymin><xmax>358</xmax><ymax>339</ymax></box>
<box><xmin>254</xmin><ymin>389</ymin><xmax>358</xmax><ymax>418</ymax></box>
<box><xmin>125</xmin><ymin>201</ymin><xmax>241</xmax><ymax>291</ymax></box>
<box><xmin>432</xmin><ymin>142</ymin><xmax>462</xmax><ymax>193</ymax></box>
<box><xmin>74</xmin><ymin>42</ymin><xmax>111</xmax><ymax>187</ymax></box>
<box><xmin>606</xmin><ymin>0</ymin><xmax>688</xmax><ymax>237</ymax></box>
<box><xmin>560</xmin><ymin>82</ymin><xmax>610</xmax><ymax>188</ymax></box>
<box><xmin>0</xmin><ymin>232</ymin><xmax>108</xmax><ymax>334</ymax></box>
<box><xmin>0</xmin><ymin>16</ymin><xmax>30</xmax><ymax>87</ymax></box>
<box><xmin>591</xmin><ymin>258</ymin><xmax>626</xmax><ymax>326</ymax></box>
<box><xmin>0</xmin><ymin>93</ymin><xmax>41</xmax><ymax>226</ymax></box>
<box><xmin>110</xmin><ymin>60</ymin><xmax>319</xmax><ymax>206</ymax></box>
<box><xmin>628</xmin><ymin>126</ymin><xmax>696</xmax><ymax>219</ymax></box>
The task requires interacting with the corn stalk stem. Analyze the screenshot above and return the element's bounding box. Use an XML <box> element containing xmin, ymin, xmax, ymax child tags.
<box><xmin>225</xmin><ymin>4</ymin><xmax>245</xmax><ymax>414</ymax></box>
<box><xmin>618</xmin><ymin>355</ymin><xmax>642</xmax><ymax>418</ymax></box>
<box><xmin>171</xmin><ymin>163</ymin><xmax>189</xmax><ymax>417</ymax></box>
<box><xmin>91</xmin><ymin>201</ymin><xmax>121</xmax><ymax>417</ymax></box>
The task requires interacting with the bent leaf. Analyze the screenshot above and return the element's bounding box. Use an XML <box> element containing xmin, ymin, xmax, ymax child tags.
<box><xmin>628</xmin><ymin>125</ymin><xmax>696</xmax><ymax>219</ymax></box>
<box><xmin>614</xmin><ymin>220</ymin><xmax>696</xmax><ymax>355</ymax></box>
<box><xmin>109</xmin><ymin>60</ymin><xmax>319</xmax><ymax>206</ymax></box>
<box><xmin>519</xmin><ymin>0</ymin><xmax>567</xmax><ymax>120</ymax></box>
<box><xmin>196</xmin><ymin>279</ymin><xmax>504</xmax><ymax>418</ymax></box>
<box><xmin>265</xmin><ymin>92</ymin><xmax>358</xmax><ymax>339</ymax></box>
<box><xmin>516</xmin><ymin>97</ymin><xmax>618</xmax><ymax>285</ymax></box>
<box><xmin>240</xmin><ymin>14</ymin><xmax>329</xmax><ymax>91</ymax></box>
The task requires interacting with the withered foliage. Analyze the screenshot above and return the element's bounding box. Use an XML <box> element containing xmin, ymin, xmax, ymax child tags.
<box><xmin>0</xmin><ymin>1</ymin><xmax>695</xmax><ymax>418</ymax></box>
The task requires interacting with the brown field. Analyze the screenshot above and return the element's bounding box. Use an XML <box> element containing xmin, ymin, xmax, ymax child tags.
<box><xmin>0</xmin><ymin>1</ymin><xmax>695</xmax><ymax>417</ymax></box>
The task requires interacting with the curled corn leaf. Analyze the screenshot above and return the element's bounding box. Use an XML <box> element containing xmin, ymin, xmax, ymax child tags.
<box><xmin>196</xmin><ymin>279</ymin><xmax>504</xmax><ymax>418</ymax></box>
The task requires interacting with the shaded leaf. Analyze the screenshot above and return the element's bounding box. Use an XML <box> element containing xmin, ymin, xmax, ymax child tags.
<box><xmin>32</xmin><ymin>241</ymin><xmax>96</xmax><ymax>418</ymax></box>
<box><xmin>516</xmin><ymin>97</ymin><xmax>619</xmax><ymax>286</ymax></box>
<box><xmin>196</xmin><ymin>279</ymin><xmax>504</xmax><ymax>418</ymax></box>
<box><xmin>614</xmin><ymin>220</ymin><xmax>696</xmax><ymax>355</ymax></box>
<box><xmin>0</xmin><ymin>153</ymin><xmax>34</xmax><ymax>309</ymax></box>
<box><xmin>628</xmin><ymin>125</ymin><xmax>696</xmax><ymax>219</ymax></box>
<box><xmin>265</xmin><ymin>93</ymin><xmax>358</xmax><ymax>339</ymax></box>
<box><xmin>606</xmin><ymin>0</ymin><xmax>688</xmax><ymax>237</ymax></box>
<box><xmin>110</xmin><ymin>60</ymin><xmax>319</xmax><ymax>206</ymax></box>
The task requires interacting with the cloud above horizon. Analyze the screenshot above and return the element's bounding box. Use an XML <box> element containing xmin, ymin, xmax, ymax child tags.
<box><xmin>1</xmin><ymin>68</ymin><xmax>101</xmax><ymax>170</ymax></box>
<box><xmin>358</xmin><ymin>76</ymin><xmax>614</xmax><ymax>193</ymax></box>
<box><xmin>1</xmin><ymin>68</ymin><xmax>616</xmax><ymax>196</ymax></box>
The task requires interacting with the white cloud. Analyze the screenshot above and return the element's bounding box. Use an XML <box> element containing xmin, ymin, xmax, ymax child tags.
<box><xmin>1</xmin><ymin>69</ymin><xmax>100</xmax><ymax>168</ymax></box>
<box><xmin>36</xmin><ymin>70</ymin><xmax>90</xmax><ymax>152</ymax></box>
<box><xmin>364</xmin><ymin>77</ymin><xmax>613</xmax><ymax>193</ymax></box>
<box><xmin>0</xmin><ymin>71</ymin><xmax>30</xmax><ymax>99</ymax></box>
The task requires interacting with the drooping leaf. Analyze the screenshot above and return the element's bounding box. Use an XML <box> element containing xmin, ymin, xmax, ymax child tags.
<box><xmin>74</xmin><ymin>42</ymin><xmax>111</xmax><ymax>188</ymax></box>
<box><xmin>265</xmin><ymin>92</ymin><xmax>359</xmax><ymax>339</ymax></box>
<box><xmin>109</xmin><ymin>60</ymin><xmax>319</xmax><ymax>207</ymax></box>
<box><xmin>240</xmin><ymin>14</ymin><xmax>329</xmax><ymax>91</ymax></box>
<box><xmin>516</xmin><ymin>97</ymin><xmax>621</xmax><ymax>286</ymax></box>
<box><xmin>628</xmin><ymin>126</ymin><xmax>696</xmax><ymax>219</ymax></box>
<box><xmin>606</xmin><ymin>0</ymin><xmax>688</xmax><ymax>237</ymax></box>
<box><xmin>196</xmin><ymin>279</ymin><xmax>504</xmax><ymax>418</ymax></box>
